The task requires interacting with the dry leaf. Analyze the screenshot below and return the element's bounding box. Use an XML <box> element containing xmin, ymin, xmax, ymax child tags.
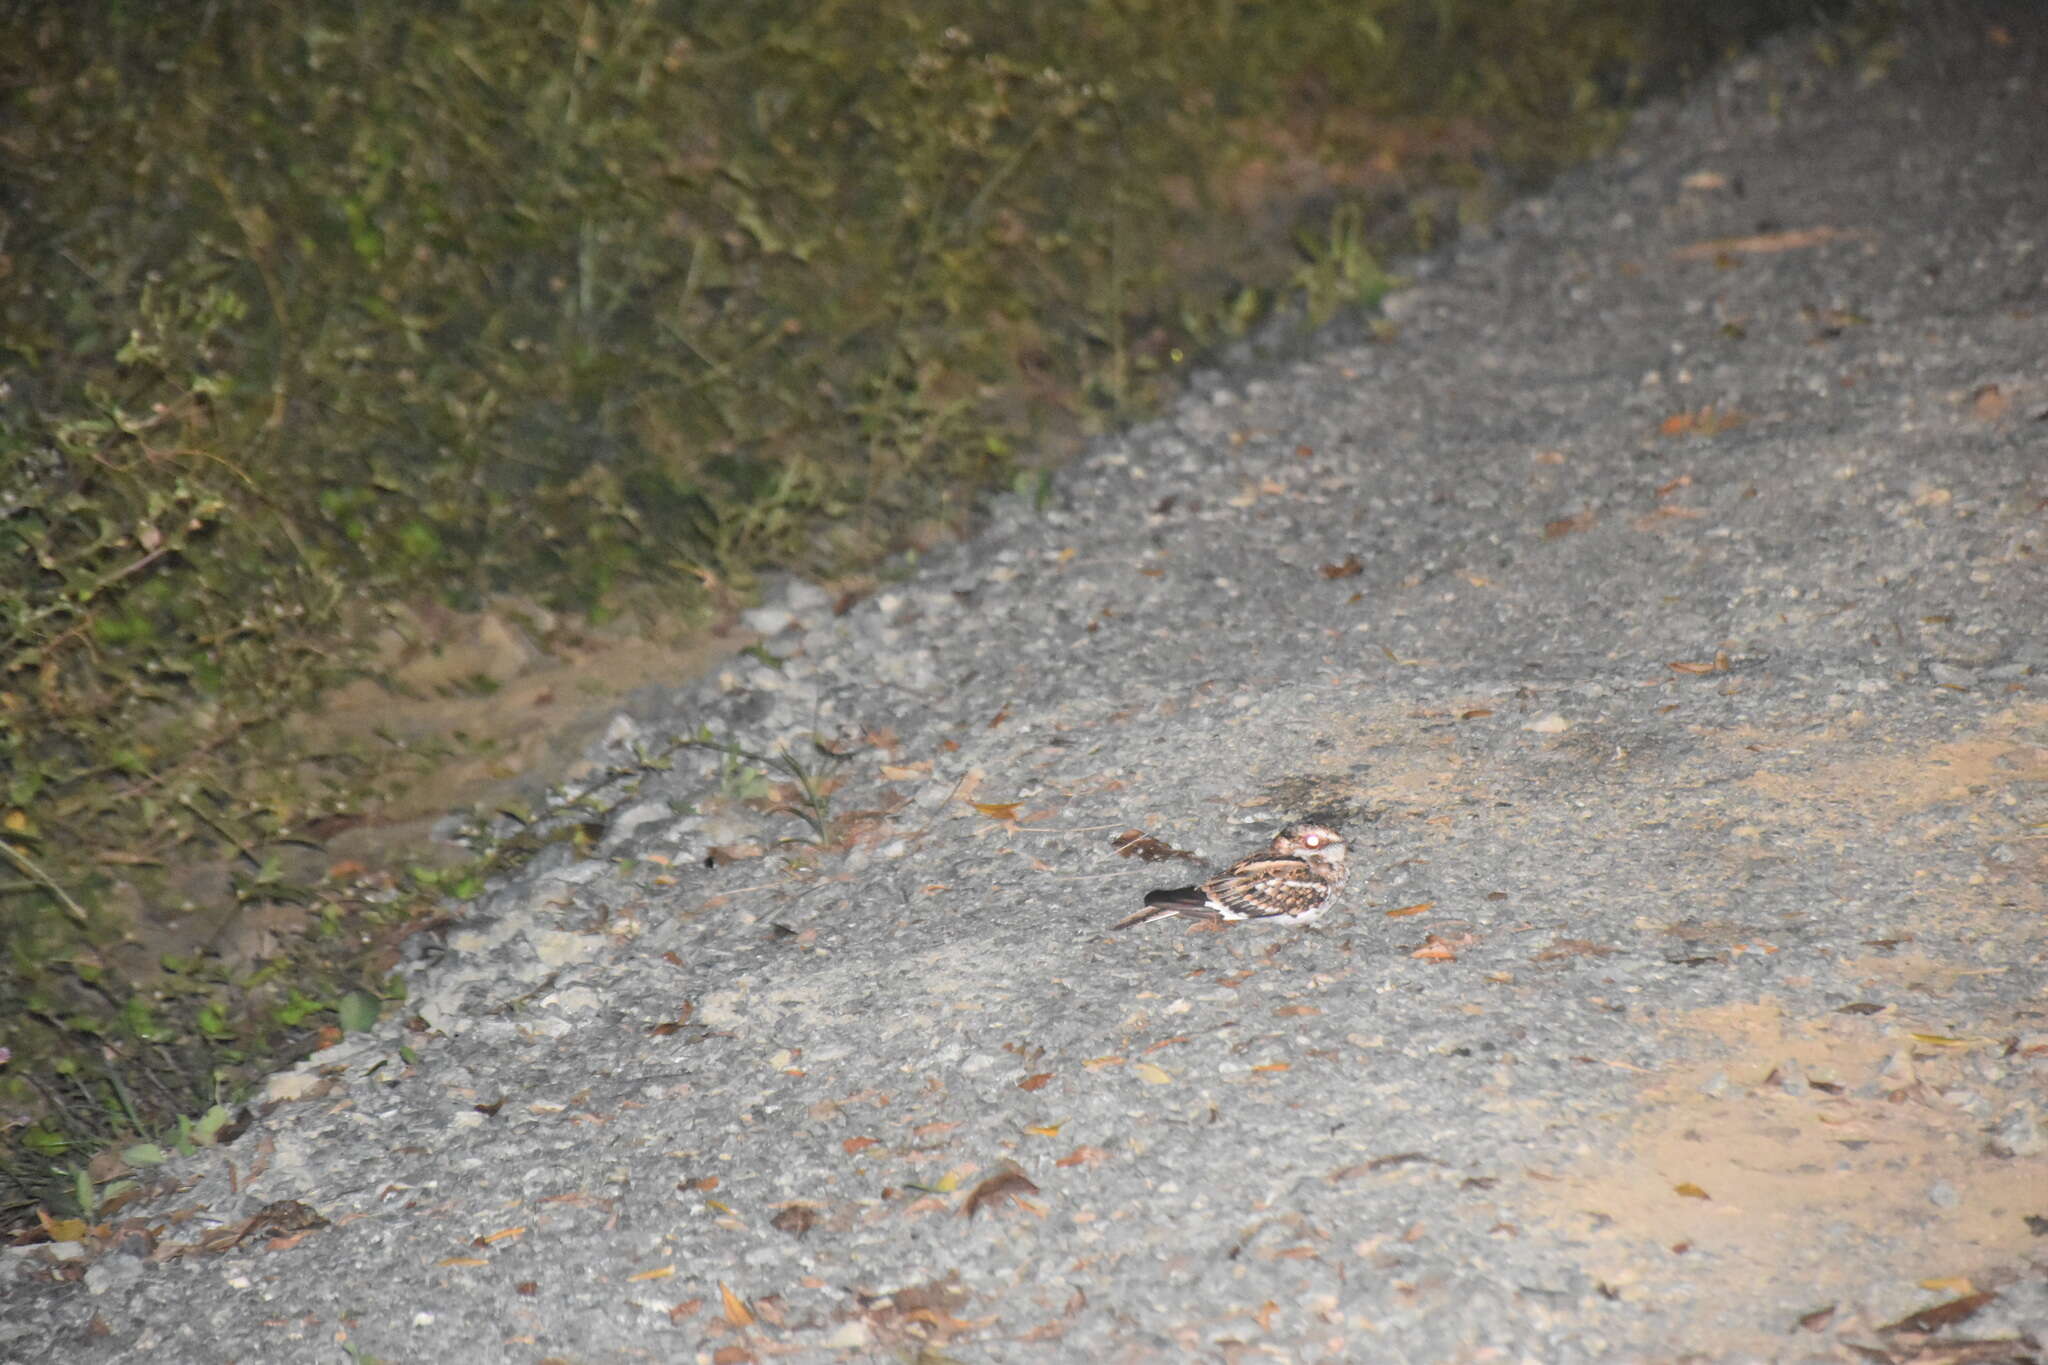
<box><xmin>1132</xmin><ymin>1062</ymin><xmax>1173</xmax><ymax>1085</ymax></box>
<box><xmin>969</xmin><ymin>800</ymin><xmax>1024</xmax><ymax>821</ymax></box>
<box><xmin>1017</xmin><ymin>1073</ymin><xmax>1055</xmax><ymax>1092</ymax></box>
<box><xmin>1917</xmin><ymin>1276</ymin><xmax>1977</xmax><ymax>1295</ymax></box>
<box><xmin>437</xmin><ymin>1256</ymin><xmax>490</xmax><ymax>1268</ymax></box>
<box><xmin>770</xmin><ymin>1205</ymin><xmax>819</xmax><ymax>1239</ymax></box>
<box><xmin>1318</xmin><ymin>554</ymin><xmax>1364</xmax><ymax>580</ymax></box>
<box><xmin>1110</xmin><ymin>830</ymin><xmax>1201</xmax><ymax>864</ymax></box>
<box><xmin>1384</xmin><ymin>901</ymin><xmax>1434</xmax><ymax>918</ymax></box>
<box><xmin>1534</xmin><ymin>938</ymin><xmax>1618</xmax><ymax>962</ymax></box>
<box><xmin>1056</xmin><ymin>1146</ymin><xmax>1109</xmax><ymax>1168</ymax></box>
<box><xmin>474</xmin><ymin>1226</ymin><xmax>526</xmax><ymax>1246</ymax></box>
<box><xmin>961</xmin><ymin>1166</ymin><xmax>1041</xmax><ymax>1219</ymax></box>
<box><xmin>1544</xmin><ymin>510</ymin><xmax>1595</xmax><ymax>539</ymax></box>
<box><xmin>1882</xmin><ymin>1290</ymin><xmax>1997</xmax><ymax>1336</ymax></box>
<box><xmin>1023</xmin><ymin>1124</ymin><xmax>1061</xmax><ymax>1137</ymax></box>
<box><xmin>628</xmin><ymin>1264</ymin><xmax>676</xmax><ymax>1282</ymax></box>
<box><xmin>720</xmin><ymin>1281</ymin><xmax>755</xmax><ymax>1327</ymax></box>
<box><xmin>842</xmin><ymin>1137</ymin><xmax>880</xmax><ymax>1155</ymax></box>
<box><xmin>1252</xmin><ymin>1062</ymin><xmax>1291</xmax><ymax>1073</ymax></box>
<box><xmin>1411</xmin><ymin>935</ymin><xmax>1460</xmax><ymax>962</ymax></box>
<box><xmin>1674</xmin><ymin>1182</ymin><xmax>1711</xmax><ymax>1200</ymax></box>
<box><xmin>1671</xmin><ymin>226</ymin><xmax>1859</xmax><ymax>259</ymax></box>
<box><xmin>1633</xmin><ymin>504</ymin><xmax>1706</xmax><ymax>530</ymax></box>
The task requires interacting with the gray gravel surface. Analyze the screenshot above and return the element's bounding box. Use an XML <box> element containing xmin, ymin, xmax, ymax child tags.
<box><xmin>7</xmin><ymin>6</ymin><xmax>2046</xmax><ymax>1362</ymax></box>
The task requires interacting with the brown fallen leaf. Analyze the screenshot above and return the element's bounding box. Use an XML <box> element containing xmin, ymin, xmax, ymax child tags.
<box><xmin>647</xmin><ymin>1001</ymin><xmax>697</xmax><ymax>1036</ymax></box>
<box><xmin>969</xmin><ymin>800</ymin><xmax>1024</xmax><ymax>822</ymax></box>
<box><xmin>961</xmin><ymin>1165</ymin><xmax>1041</xmax><ymax>1219</ymax></box>
<box><xmin>1970</xmin><ymin>383</ymin><xmax>2011</xmax><ymax>422</ymax></box>
<box><xmin>842</xmin><ymin>1137</ymin><xmax>880</xmax><ymax>1156</ymax></box>
<box><xmin>719</xmin><ymin>1281</ymin><xmax>755</xmax><ymax>1327</ymax></box>
<box><xmin>770</xmin><ymin>1205</ymin><xmax>819</xmax><ymax>1239</ymax></box>
<box><xmin>1411</xmin><ymin>935</ymin><xmax>1460</xmax><ymax>962</ymax></box>
<box><xmin>1318</xmin><ymin>554</ymin><xmax>1364</xmax><ymax>579</ymax></box>
<box><xmin>1017</xmin><ymin>1073</ymin><xmax>1055</xmax><ymax>1092</ymax></box>
<box><xmin>1110</xmin><ymin>829</ymin><xmax>1202</xmax><ymax>864</ymax></box>
<box><xmin>1384</xmin><ymin>901</ymin><xmax>1434</xmax><ymax>919</ymax></box>
<box><xmin>1882</xmin><ymin>1290</ymin><xmax>1998</xmax><ymax>1336</ymax></box>
<box><xmin>1544</xmin><ymin>510</ymin><xmax>1596</xmax><ymax>539</ymax></box>
<box><xmin>1056</xmin><ymin>1146</ymin><xmax>1110</xmax><ymax>1168</ymax></box>
<box><xmin>1671</xmin><ymin>226</ymin><xmax>1861</xmax><ymax>259</ymax></box>
<box><xmin>1674</xmin><ymin>1182</ymin><xmax>1711</xmax><ymax>1200</ymax></box>
<box><xmin>1633</xmin><ymin>504</ymin><xmax>1706</xmax><ymax>530</ymax></box>
<box><xmin>1534</xmin><ymin>938</ymin><xmax>1619</xmax><ymax>962</ymax></box>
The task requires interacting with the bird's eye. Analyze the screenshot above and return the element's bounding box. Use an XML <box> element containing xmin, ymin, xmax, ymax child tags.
<box><xmin>1301</xmin><ymin>832</ymin><xmax>1322</xmax><ymax>847</ymax></box>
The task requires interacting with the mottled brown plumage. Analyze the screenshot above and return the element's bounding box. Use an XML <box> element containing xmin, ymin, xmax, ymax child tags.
<box><xmin>1115</xmin><ymin>824</ymin><xmax>1347</xmax><ymax>930</ymax></box>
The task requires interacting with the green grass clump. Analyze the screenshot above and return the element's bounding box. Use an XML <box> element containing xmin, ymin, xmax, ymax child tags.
<box><xmin>1</xmin><ymin>0</ymin><xmax>1879</xmax><ymax>1228</ymax></box>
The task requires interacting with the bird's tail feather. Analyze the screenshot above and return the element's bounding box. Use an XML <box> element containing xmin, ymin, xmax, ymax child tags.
<box><xmin>1114</xmin><ymin>886</ymin><xmax>1202</xmax><ymax>930</ymax></box>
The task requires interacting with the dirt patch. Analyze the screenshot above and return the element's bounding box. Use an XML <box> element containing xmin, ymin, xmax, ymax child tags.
<box><xmin>1523</xmin><ymin>996</ymin><xmax>2045</xmax><ymax>1351</ymax></box>
<box><xmin>1515</xmin><ymin>707</ymin><xmax>2048</xmax><ymax>1351</ymax></box>
<box><xmin>293</xmin><ymin>595</ymin><xmax>756</xmax><ymax>869</ymax></box>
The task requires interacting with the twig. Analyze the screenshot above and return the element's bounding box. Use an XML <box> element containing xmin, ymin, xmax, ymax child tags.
<box><xmin>0</xmin><ymin>839</ymin><xmax>91</xmax><ymax>924</ymax></box>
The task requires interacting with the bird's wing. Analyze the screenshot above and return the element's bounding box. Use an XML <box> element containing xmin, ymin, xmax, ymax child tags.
<box><xmin>1203</xmin><ymin>856</ymin><xmax>1328</xmax><ymax>920</ymax></box>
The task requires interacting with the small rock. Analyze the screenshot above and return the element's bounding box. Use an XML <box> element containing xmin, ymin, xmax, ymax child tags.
<box><xmin>1988</xmin><ymin>1104</ymin><xmax>2045</xmax><ymax>1158</ymax></box>
<box><xmin>1927</xmin><ymin>1181</ymin><xmax>1960</xmax><ymax>1209</ymax></box>
<box><xmin>741</xmin><ymin>605</ymin><xmax>794</xmax><ymax>636</ymax></box>
<box><xmin>85</xmin><ymin>1254</ymin><xmax>146</xmax><ymax>1296</ymax></box>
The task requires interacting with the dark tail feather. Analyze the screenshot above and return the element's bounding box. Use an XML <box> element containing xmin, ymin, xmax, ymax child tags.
<box><xmin>1115</xmin><ymin>886</ymin><xmax>1200</xmax><ymax>930</ymax></box>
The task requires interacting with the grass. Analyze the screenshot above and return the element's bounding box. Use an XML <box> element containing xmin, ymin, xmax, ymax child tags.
<box><xmin>0</xmin><ymin>0</ymin><xmax>1886</xmax><ymax>1232</ymax></box>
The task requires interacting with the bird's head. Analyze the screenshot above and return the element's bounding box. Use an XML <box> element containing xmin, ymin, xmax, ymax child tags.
<box><xmin>1275</xmin><ymin>823</ymin><xmax>1346</xmax><ymax>867</ymax></box>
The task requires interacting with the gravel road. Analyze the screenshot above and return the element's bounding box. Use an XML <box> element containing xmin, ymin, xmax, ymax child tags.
<box><xmin>5</xmin><ymin>5</ymin><xmax>2044</xmax><ymax>1361</ymax></box>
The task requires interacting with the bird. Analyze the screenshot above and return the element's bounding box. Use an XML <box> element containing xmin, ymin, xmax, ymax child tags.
<box><xmin>1115</xmin><ymin>824</ymin><xmax>1348</xmax><ymax>931</ymax></box>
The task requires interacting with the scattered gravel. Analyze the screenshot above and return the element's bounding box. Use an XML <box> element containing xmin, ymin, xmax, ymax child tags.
<box><xmin>6</xmin><ymin>6</ymin><xmax>2044</xmax><ymax>1361</ymax></box>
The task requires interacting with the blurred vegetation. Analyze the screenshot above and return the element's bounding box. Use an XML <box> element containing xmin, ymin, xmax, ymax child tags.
<box><xmin>0</xmin><ymin>0</ymin><xmax>1881</xmax><ymax>1229</ymax></box>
